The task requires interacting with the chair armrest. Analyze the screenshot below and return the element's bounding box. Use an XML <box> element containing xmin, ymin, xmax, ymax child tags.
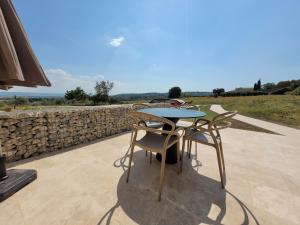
<box><xmin>181</xmin><ymin>123</ymin><xmax>211</xmax><ymax>139</ymax></box>
<box><xmin>213</xmin><ymin>121</ymin><xmax>232</xmax><ymax>130</ymax></box>
<box><xmin>132</xmin><ymin>124</ymin><xmax>174</xmax><ymax>135</ymax></box>
<box><xmin>194</xmin><ymin>118</ymin><xmax>210</xmax><ymax>126</ymax></box>
<box><xmin>193</xmin><ymin>118</ymin><xmax>211</xmax><ymax>132</ymax></box>
<box><xmin>174</xmin><ymin>127</ymin><xmax>186</xmax><ymax>138</ymax></box>
<box><xmin>212</xmin><ymin>111</ymin><xmax>238</xmax><ymax>122</ymax></box>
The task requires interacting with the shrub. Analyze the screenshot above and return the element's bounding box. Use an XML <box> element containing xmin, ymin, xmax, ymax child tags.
<box><xmin>15</xmin><ymin>97</ymin><xmax>29</xmax><ymax>105</ymax></box>
<box><xmin>222</xmin><ymin>90</ymin><xmax>267</xmax><ymax>97</ymax></box>
<box><xmin>54</xmin><ymin>98</ymin><xmax>66</xmax><ymax>105</ymax></box>
<box><xmin>108</xmin><ymin>97</ymin><xmax>120</xmax><ymax>104</ymax></box>
<box><xmin>291</xmin><ymin>87</ymin><xmax>300</xmax><ymax>95</ymax></box>
<box><xmin>271</xmin><ymin>87</ymin><xmax>291</xmax><ymax>95</ymax></box>
<box><xmin>0</xmin><ymin>101</ymin><xmax>6</xmax><ymax>108</ymax></box>
<box><xmin>91</xmin><ymin>94</ymin><xmax>109</xmax><ymax>104</ymax></box>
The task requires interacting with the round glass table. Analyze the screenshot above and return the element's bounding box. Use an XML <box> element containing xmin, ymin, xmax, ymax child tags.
<box><xmin>138</xmin><ymin>108</ymin><xmax>206</xmax><ymax>164</ymax></box>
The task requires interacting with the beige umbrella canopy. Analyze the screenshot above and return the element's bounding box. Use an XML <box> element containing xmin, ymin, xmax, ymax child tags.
<box><xmin>0</xmin><ymin>0</ymin><xmax>51</xmax><ymax>89</ymax></box>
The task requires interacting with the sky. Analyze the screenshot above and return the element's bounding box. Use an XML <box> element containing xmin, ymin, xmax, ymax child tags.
<box><xmin>7</xmin><ymin>0</ymin><xmax>300</xmax><ymax>94</ymax></box>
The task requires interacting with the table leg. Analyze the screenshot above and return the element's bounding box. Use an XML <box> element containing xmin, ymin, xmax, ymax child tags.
<box><xmin>156</xmin><ymin>118</ymin><xmax>179</xmax><ymax>164</ymax></box>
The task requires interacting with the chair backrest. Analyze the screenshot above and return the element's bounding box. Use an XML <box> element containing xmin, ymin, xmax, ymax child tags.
<box><xmin>211</xmin><ymin>111</ymin><xmax>238</xmax><ymax>130</ymax></box>
<box><xmin>129</xmin><ymin>111</ymin><xmax>175</xmax><ymax>131</ymax></box>
<box><xmin>128</xmin><ymin>111</ymin><xmax>176</xmax><ymax>148</ymax></box>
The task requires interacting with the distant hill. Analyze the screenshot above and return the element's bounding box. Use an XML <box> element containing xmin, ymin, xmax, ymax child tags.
<box><xmin>0</xmin><ymin>91</ymin><xmax>212</xmax><ymax>100</ymax></box>
<box><xmin>182</xmin><ymin>92</ymin><xmax>212</xmax><ymax>97</ymax></box>
<box><xmin>0</xmin><ymin>92</ymin><xmax>64</xmax><ymax>98</ymax></box>
<box><xmin>113</xmin><ymin>92</ymin><xmax>212</xmax><ymax>101</ymax></box>
<box><xmin>113</xmin><ymin>92</ymin><xmax>167</xmax><ymax>101</ymax></box>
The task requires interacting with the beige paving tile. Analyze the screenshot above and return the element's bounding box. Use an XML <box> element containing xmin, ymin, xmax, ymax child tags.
<box><xmin>1</xmin><ymin>127</ymin><xmax>299</xmax><ymax>225</ymax></box>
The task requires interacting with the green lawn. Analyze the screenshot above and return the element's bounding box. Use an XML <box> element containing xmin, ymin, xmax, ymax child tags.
<box><xmin>185</xmin><ymin>105</ymin><xmax>277</xmax><ymax>134</ymax></box>
<box><xmin>183</xmin><ymin>95</ymin><xmax>300</xmax><ymax>129</ymax></box>
<box><xmin>1</xmin><ymin>95</ymin><xmax>299</xmax><ymax>130</ymax></box>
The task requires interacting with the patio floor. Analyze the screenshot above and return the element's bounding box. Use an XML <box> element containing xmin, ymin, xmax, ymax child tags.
<box><xmin>1</xmin><ymin>125</ymin><xmax>300</xmax><ymax>225</ymax></box>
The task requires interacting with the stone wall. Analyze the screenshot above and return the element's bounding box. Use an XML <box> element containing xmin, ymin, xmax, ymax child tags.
<box><xmin>0</xmin><ymin>104</ymin><xmax>165</xmax><ymax>162</ymax></box>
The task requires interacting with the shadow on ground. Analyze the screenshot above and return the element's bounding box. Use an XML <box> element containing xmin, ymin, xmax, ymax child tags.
<box><xmin>99</xmin><ymin>149</ymin><xmax>260</xmax><ymax>225</ymax></box>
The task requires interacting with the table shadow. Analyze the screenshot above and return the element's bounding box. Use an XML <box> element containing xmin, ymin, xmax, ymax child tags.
<box><xmin>99</xmin><ymin>149</ymin><xmax>260</xmax><ymax>225</ymax></box>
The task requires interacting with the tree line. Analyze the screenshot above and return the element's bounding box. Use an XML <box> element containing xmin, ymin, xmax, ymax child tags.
<box><xmin>0</xmin><ymin>80</ymin><xmax>118</xmax><ymax>110</ymax></box>
<box><xmin>213</xmin><ymin>78</ymin><xmax>300</xmax><ymax>97</ymax></box>
<box><xmin>64</xmin><ymin>80</ymin><xmax>119</xmax><ymax>105</ymax></box>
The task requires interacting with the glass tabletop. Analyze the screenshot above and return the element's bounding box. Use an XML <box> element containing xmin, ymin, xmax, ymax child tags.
<box><xmin>138</xmin><ymin>107</ymin><xmax>206</xmax><ymax>119</ymax></box>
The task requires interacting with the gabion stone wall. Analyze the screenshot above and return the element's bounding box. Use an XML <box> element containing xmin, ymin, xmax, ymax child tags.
<box><xmin>0</xmin><ymin>104</ymin><xmax>165</xmax><ymax>162</ymax></box>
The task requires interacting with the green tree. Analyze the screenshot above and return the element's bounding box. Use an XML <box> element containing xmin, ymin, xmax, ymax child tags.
<box><xmin>212</xmin><ymin>88</ymin><xmax>225</xmax><ymax>97</ymax></box>
<box><xmin>168</xmin><ymin>87</ymin><xmax>182</xmax><ymax>98</ymax></box>
<box><xmin>254</xmin><ymin>82</ymin><xmax>259</xmax><ymax>91</ymax></box>
<box><xmin>262</xmin><ymin>83</ymin><xmax>276</xmax><ymax>92</ymax></box>
<box><xmin>93</xmin><ymin>80</ymin><xmax>114</xmax><ymax>103</ymax></box>
<box><xmin>257</xmin><ymin>79</ymin><xmax>261</xmax><ymax>90</ymax></box>
<box><xmin>65</xmin><ymin>87</ymin><xmax>87</xmax><ymax>101</ymax></box>
<box><xmin>253</xmin><ymin>79</ymin><xmax>261</xmax><ymax>91</ymax></box>
<box><xmin>277</xmin><ymin>80</ymin><xmax>291</xmax><ymax>89</ymax></box>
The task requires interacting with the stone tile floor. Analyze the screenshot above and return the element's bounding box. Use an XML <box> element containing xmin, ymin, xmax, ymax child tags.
<box><xmin>0</xmin><ymin>127</ymin><xmax>299</xmax><ymax>225</ymax></box>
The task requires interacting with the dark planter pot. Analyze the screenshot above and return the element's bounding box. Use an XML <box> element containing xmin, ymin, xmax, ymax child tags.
<box><xmin>0</xmin><ymin>155</ymin><xmax>7</xmax><ymax>180</ymax></box>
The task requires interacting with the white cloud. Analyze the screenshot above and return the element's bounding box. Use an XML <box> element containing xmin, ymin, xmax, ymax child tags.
<box><xmin>46</xmin><ymin>69</ymin><xmax>74</xmax><ymax>80</ymax></box>
<box><xmin>109</xmin><ymin>37</ymin><xmax>125</xmax><ymax>47</ymax></box>
<box><xmin>45</xmin><ymin>69</ymin><xmax>106</xmax><ymax>93</ymax></box>
<box><xmin>78</xmin><ymin>74</ymin><xmax>104</xmax><ymax>80</ymax></box>
<box><xmin>8</xmin><ymin>69</ymin><xmax>125</xmax><ymax>95</ymax></box>
<box><xmin>8</xmin><ymin>69</ymin><xmax>105</xmax><ymax>94</ymax></box>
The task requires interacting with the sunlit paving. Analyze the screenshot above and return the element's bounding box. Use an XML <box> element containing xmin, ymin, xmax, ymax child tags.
<box><xmin>0</xmin><ymin>0</ymin><xmax>300</xmax><ymax>225</ymax></box>
<box><xmin>1</xmin><ymin>124</ymin><xmax>300</xmax><ymax>225</ymax></box>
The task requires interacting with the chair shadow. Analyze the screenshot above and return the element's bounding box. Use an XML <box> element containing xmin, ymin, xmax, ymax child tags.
<box><xmin>100</xmin><ymin>150</ymin><xmax>260</xmax><ymax>225</ymax></box>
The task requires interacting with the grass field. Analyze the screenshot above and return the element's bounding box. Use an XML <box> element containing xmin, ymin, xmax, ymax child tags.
<box><xmin>1</xmin><ymin>95</ymin><xmax>299</xmax><ymax>130</ymax></box>
<box><xmin>184</xmin><ymin>105</ymin><xmax>277</xmax><ymax>134</ymax></box>
<box><xmin>183</xmin><ymin>95</ymin><xmax>300</xmax><ymax>129</ymax></box>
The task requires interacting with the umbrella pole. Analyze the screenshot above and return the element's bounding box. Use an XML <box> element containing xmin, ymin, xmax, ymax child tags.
<box><xmin>0</xmin><ymin>141</ymin><xmax>8</xmax><ymax>181</ymax></box>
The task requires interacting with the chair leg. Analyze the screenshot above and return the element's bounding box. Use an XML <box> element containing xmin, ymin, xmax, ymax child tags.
<box><xmin>215</xmin><ymin>145</ymin><xmax>225</xmax><ymax>188</ymax></box>
<box><xmin>158</xmin><ymin>153</ymin><xmax>166</xmax><ymax>201</ymax></box>
<box><xmin>126</xmin><ymin>144</ymin><xmax>135</xmax><ymax>183</ymax></box>
<box><xmin>129</xmin><ymin>130</ymin><xmax>134</xmax><ymax>146</ymax></box>
<box><xmin>187</xmin><ymin>141</ymin><xmax>190</xmax><ymax>158</ymax></box>
<box><xmin>176</xmin><ymin>142</ymin><xmax>181</xmax><ymax>173</ymax></box>
<box><xmin>188</xmin><ymin>141</ymin><xmax>192</xmax><ymax>158</ymax></box>
<box><xmin>146</xmin><ymin>151</ymin><xmax>147</xmax><ymax>157</ymax></box>
<box><xmin>181</xmin><ymin>139</ymin><xmax>186</xmax><ymax>172</ymax></box>
<box><xmin>186</xmin><ymin>140</ymin><xmax>189</xmax><ymax>158</ymax></box>
<box><xmin>150</xmin><ymin>151</ymin><xmax>152</xmax><ymax>164</ymax></box>
<box><xmin>219</xmin><ymin>141</ymin><xmax>226</xmax><ymax>175</ymax></box>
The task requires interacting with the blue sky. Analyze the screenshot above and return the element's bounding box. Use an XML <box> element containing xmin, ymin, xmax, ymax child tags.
<box><xmin>9</xmin><ymin>0</ymin><xmax>300</xmax><ymax>94</ymax></box>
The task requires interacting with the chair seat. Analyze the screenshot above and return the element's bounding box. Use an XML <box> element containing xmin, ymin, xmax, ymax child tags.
<box><xmin>136</xmin><ymin>132</ymin><xmax>178</xmax><ymax>151</ymax></box>
<box><xmin>176</xmin><ymin>120</ymin><xmax>193</xmax><ymax>128</ymax></box>
<box><xmin>146</xmin><ymin>122</ymin><xmax>163</xmax><ymax>129</ymax></box>
<box><xmin>185</xmin><ymin>128</ymin><xmax>219</xmax><ymax>146</ymax></box>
